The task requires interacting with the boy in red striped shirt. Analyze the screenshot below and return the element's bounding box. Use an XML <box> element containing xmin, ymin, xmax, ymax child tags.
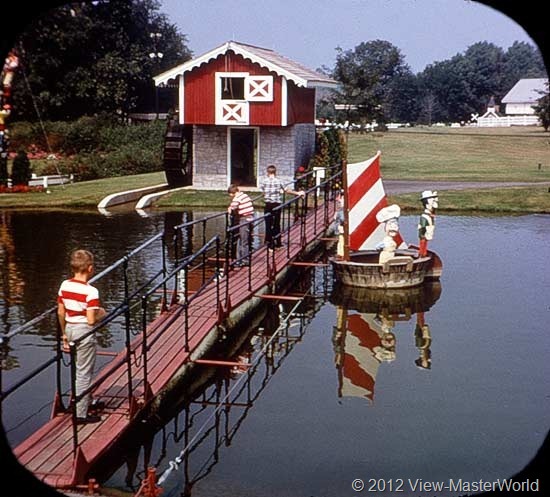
<box><xmin>57</xmin><ymin>249</ymin><xmax>106</xmax><ymax>424</ymax></box>
<box><xmin>227</xmin><ymin>184</ymin><xmax>254</xmax><ymax>266</ymax></box>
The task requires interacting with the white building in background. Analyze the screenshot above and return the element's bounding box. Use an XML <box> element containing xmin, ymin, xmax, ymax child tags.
<box><xmin>476</xmin><ymin>77</ymin><xmax>547</xmax><ymax>127</ymax></box>
<box><xmin>502</xmin><ymin>78</ymin><xmax>547</xmax><ymax>115</ymax></box>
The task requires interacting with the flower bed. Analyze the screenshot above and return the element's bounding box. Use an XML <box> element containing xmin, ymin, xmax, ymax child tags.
<box><xmin>0</xmin><ymin>184</ymin><xmax>45</xmax><ymax>193</ymax></box>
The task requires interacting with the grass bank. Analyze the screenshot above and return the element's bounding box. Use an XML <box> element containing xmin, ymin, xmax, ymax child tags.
<box><xmin>391</xmin><ymin>185</ymin><xmax>550</xmax><ymax>214</ymax></box>
<box><xmin>155</xmin><ymin>186</ymin><xmax>550</xmax><ymax>214</ymax></box>
<box><xmin>2</xmin><ymin>127</ymin><xmax>549</xmax><ymax>213</ymax></box>
<box><xmin>0</xmin><ymin>172</ymin><xmax>166</xmax><ymax>208</ymax></box>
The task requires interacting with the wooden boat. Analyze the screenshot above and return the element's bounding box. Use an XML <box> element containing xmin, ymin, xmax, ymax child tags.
<box><xmin>331</xmin><ymin>250</ymin><xmax>431</xmax><ymax>288</ymax></box>
<box><xmin>330</xmin><ymin>151</ymin><xmax>442</xmax><ymax>289</ymax></box>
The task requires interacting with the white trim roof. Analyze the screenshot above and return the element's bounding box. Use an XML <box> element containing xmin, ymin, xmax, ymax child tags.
<box><xmin>478</xmin><ymin>109</ymin><xmax>502</xmax><ymax>120</ymax></box>
<box><xmin>154</xmin><ymin>40</ymin><xmax>337</xmax><ymax>89</ymax></box>
<box><xmin>502</xmin><ymin>78</ymin><xmax>548</xmax><ymax>104</ymax></box>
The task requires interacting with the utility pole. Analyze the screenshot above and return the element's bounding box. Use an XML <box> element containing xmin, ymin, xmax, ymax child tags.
<box><xmin>149</xmin><ymin>32</ymin><xmax>163</xmax><ymax>119</ymax></box>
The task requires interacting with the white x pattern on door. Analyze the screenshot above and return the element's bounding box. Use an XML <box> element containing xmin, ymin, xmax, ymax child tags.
<box><xmin>245</xmin><ymin>76</ymin><xmax>273</xmax><ymax>101</ymax></box>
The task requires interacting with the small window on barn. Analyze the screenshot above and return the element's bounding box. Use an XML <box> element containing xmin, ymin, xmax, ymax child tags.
<box><xmin>221</xmin><ymin>77</ymin><xmax>245</xmax><ymax>100</ymax></box>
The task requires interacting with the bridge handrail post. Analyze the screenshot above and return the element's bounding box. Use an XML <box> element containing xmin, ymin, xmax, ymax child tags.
<box><xmin>202</xmin><ymin>219</ymin><xmax>207</xmax><ymax>285</ymax></box>
<box><xmin>286</xmin><ymin>201</ymin><xmax>291</xmax><ymax>259</ymax></box>
<box><xmin>68</xmin><ymin>341</ymin><xmax>79</xmax><ymax>453</ymax></box>
<box><xmin>247</xmin><ymin>219</ymin><xmax>253</xmax><ymax>291</ymax></box>
<box><xmin>300</xmin><ymin>190</ymin><xmax>310</xmax><ymax>248</ymax></box>
<box><xmin>183</xmin><ymin>265</ymin><xmax>189</xmax><ymax>307</ymax></box>
<box><xmin>54</xmin><ymin>320</ymin><xmax>65</xmax><ymax>414</ymax></box>
<box><xmin>141</xmin><ymin>295</ymin><xmax>149</xmax><ymax>395</ymax></box>
<box><xmin>124</xmin><ymin>307</ymin><xmax>134</xmax><ymax>408</ymax></box>
<box><xmin>173</xmin><ymin>227</ymin><xmax>181</xmax><ymax>305</ymax></box>
<box><xmin>183</xmin><ymin>260</ymin><xmax>190</xmax><ymax>352</ymax></box>
<box><xmin>323</xmin><ymin>177</ymin><xmax>329</xmax><ymax>227</ymax></box>
<box><xmin>313</xmin><ymin>183</ymin><xmax>319</xmax><ymax>234</ymax></box>
<box><xmin>184</xmin><ymin>302</ymin><xmax>189</xmax><ymax>353</ymax></box>
<box><xmin>173</xmin><ymin>224</ymin><xmax>180</xmax><ymax>267</ymax></box>
<box><xmin>122</xmin><ymin>259</ymin><xmax>134</xmax><ymax>407</ymax></box>
<box><xmin>224</xmin><ymin>219</ymin><xmax>231</xmax><ymax>309</ymax></box>
<box><xmin>161</xmin><ymin>235</ymin><xmax>168</xmax><ymax>312</ymax></box>
<box><xmin>215</xmin><ymin>236</ymin><xmax>221</xmax><ymax>307</ymax></box>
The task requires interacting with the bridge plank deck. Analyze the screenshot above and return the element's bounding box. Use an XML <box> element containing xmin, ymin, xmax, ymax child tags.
<box><xmin>13</xmin><ymin>201</ymin><xmax>335</xmax><ymax>490</ymax></box>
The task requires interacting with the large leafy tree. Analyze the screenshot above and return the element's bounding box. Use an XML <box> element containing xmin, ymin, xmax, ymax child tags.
<box><xmin>11</xmin><ymin>0</ymin><xmax>191</xmax><ymax>120</ymax></box>
<box><xmin>460</xmin><ymin>42</ymin><xmax>505</xmax><ymax>115</ymax></box>
<box><xmin>330</xmin><ymin>40</ymin><xmax>414</xmax><ymax>125</ymax></box>
<box><xmin>417</xmin><ymin>44</ymin><xmax>504</xmax><ymax>124</ymax></box>
<box><xmin>384</xmin><ymin>70</ymin><xmax>420</xmax><ymax>123</ymax></box>
<box><xmin>417</xmin><ymin>56</ymin><xmax>472</xmax><ymax>123</ymax></box>
<box><xmin>501</xmin><ymin>41</ymin><xmax>547</xmax><ymax>92</ymax></box>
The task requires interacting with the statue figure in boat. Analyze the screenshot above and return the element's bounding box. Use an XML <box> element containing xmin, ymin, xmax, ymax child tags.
<box><xmin>374</xmin><ymin>204</ymin><xmax>402</xmax><ymax>264</ymax></box>
<box><xmin>418</xmin><ymin>190</ymin><xmax>438</xmax><ymax>257</ymax></box>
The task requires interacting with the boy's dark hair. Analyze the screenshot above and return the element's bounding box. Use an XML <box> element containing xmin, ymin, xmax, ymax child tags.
<box><xmin>70</xmin><ymin>249</ymin><xmax>94</xmax><ymax>273</ymax></box>
<box><xmin>266</xmin><ymin>165</ymin><xmax>277</xmax><ymax>175</ymax></box>
<box><xmin>228</xmin><ymin>184</ymin><xmax>239</xmax><ymax>194</ymax></box>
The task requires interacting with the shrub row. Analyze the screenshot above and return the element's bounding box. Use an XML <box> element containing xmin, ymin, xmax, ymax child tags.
<box><xmin>9</xmin><ymin>115</ymin><xmax>165</xmax><ymax>181</ymax></box>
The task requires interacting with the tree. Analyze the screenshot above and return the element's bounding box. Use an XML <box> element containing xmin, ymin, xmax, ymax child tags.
<box><xmin>460</xmin><ymin>42</ymin><xmax>505</xmax><ymax>116</ymax></box>
<box><xmin>330</xmin><ymin>40</ymin><xmax>413</xmax><ymax>125</ymax></box>
<box><xmin>501</xmin><ymin>41</ymin><xmax>547</xmax><ymax>92</ymax></box>
<box><xmin>309</xmin><ymin>131</ymin><xmax>330</xmax><ymax>169</ymax></box>
<box><xmin>533</xmin><ymin>80</ymin><xmax>550</xmax><ymax>131</ymax></box>
<box><xmin>384</xmin><ymin>70</ymin><xmax>420</xmax><ymax>123</ymax></box>
<box><xmin>417</xmin><ymin>91</ymin><xmax>438</xmax><ymax>126</ymax></box>
<box><xmin>324</xmin><ymin>128</ymin><xmax>342</xmax><ymax>166</ymax></box>
<box><xmin>11</xmin><ymin>0</ymin><xmax>192</xmax><ymax>120</ymax></box>
<box><xmin>417</xmin><ymin>56</ymin><xmax>472</xmax><ymax>123</ymax></box>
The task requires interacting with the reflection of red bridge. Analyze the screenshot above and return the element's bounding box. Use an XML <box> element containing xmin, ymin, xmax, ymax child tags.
<box><xmin>9</xmin><ymin>171</ymin><xmax>339</xmax><ymax>492</ymax></box>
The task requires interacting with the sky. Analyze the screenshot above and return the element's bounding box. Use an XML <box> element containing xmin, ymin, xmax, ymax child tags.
<box><xmin>158</xmin><ymin>0</ymin><xmax>538</xmax><ymax>74</ymax></box>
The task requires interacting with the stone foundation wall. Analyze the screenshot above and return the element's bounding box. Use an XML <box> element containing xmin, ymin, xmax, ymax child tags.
<box><xmin>192</xmin><ymin>124</ymin><xmax>316</xmax><ymax>189</ymax></box>
<box><xmin>193</xmin><ymin>126</ymin><xmax>228</xmax><ymax>189</ymax></box>
<box><xmin>258</xmin><ymin>123</ymin><xmax>315</xmax><ymax>185</ymax></box>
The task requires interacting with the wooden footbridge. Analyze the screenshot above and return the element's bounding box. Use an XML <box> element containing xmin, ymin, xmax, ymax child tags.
<box><xmin>1</xmin><ymin>168</ymin><xmax>340</xmax><ymax>494</ymax></box>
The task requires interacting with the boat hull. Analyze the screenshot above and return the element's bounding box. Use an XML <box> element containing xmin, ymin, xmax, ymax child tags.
<box><xmin>330</xmin><ymin>249</ymin><xmax>438</xmax><ymax>289</ymax></box>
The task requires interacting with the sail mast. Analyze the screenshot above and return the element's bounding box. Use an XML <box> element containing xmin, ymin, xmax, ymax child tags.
<box><xmin>342</xmin><ymin>129</ymin><xmax>350</xmax><ymax>261</ymax></box>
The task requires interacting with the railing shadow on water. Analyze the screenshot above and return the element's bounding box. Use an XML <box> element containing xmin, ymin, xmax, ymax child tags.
<box><xmin>0</xmin><ymin>166</ymin><xmax>342</xmax><ymax>453</ymax></box>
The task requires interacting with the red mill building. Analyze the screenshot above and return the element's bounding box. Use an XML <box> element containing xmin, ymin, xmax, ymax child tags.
<box><xmin>154</xmin><ymin>41</ymin><xmax>337</xmax><ymax>189</ymax></box>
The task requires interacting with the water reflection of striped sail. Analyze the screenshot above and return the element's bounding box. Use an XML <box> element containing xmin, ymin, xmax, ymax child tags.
<box><xmin>347</xmin><ymin>151</ymin><xmax>405</xmax><ymax>250</ymax></box>
<box><xmin>340</xmin><ymin>313</ymin><xmax>388</xmax><ymax>402</ymax></box>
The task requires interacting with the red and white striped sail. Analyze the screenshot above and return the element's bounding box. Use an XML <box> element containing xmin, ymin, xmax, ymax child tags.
<box><xmin>347</xmin><ymin>151</ymin><xmax>404</xmax><ymax>251</ymax></box>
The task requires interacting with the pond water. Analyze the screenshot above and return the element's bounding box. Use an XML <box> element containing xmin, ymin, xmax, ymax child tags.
<box><xmin>1</xmin><ymin>208</ymin><xmax>549</xmax><ymax>496</ymax></box>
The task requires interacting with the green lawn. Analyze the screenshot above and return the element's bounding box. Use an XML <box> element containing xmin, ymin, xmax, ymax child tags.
<box><xmin>348</xmin><ymin>127</ymin><xmax>550</xmax><ymax>182</ymax></box>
